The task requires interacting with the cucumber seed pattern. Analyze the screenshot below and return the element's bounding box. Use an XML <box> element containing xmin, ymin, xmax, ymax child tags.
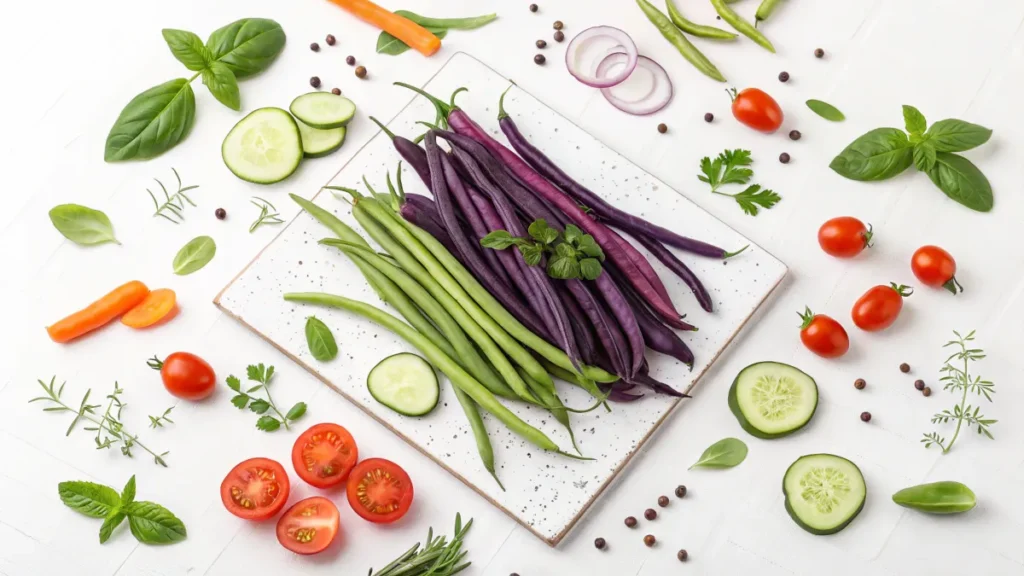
<box><xmin>752</xmin><ymin>374</ymin><xmax>802</xmax><ymax>421</ymax></box>
<box><xmin>800</xmin><ymin>466</ymin><xmax>851</xmax><ymax>514</ymax></box>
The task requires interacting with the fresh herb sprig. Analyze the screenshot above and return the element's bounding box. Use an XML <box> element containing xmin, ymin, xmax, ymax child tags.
<box><xmin>59</xmin><ymin>475</ymin><xmax>186</xmax><ymax>545</ymax></box>
<box><xmin>249</xmin><ymin>196</ymin><xmax>285</xmax><ymax>233</ymax></box>
<box><xmin>368</xmin><ymin>513</ymin><xmax>473</xmax><ymax>576</ymax></box>
<box><xmin>227</xmin><ymin>364</ymin><xmax>307</xmax><ymax>432</ymax></box>
<box><xmin>148</xmin><ymin>407</ymin><xmax>175</xmax><ymax>429</ymax></box>
<box><xmin>31</xmin><ymin>377</ymin><xmax>170</xmax><ymax>467</ymax></box>
<box><xmin>480</xmin><ymin>219</ymin><xmax>605</xmax><ymax>280</ymax></box>
<box><xmin>698</xmin><ymin>149</ymin><xmax>781</xmax><ymax>216</ymax></box>
<box><xmin>922</xmin><ymin>330</ymin><xmax>997</xmax><ymax>453</ymax></box>
<box><xmin>149</xmin><ymin>168</ymin><xmax>199</xmax><ymax>224</ymax></box>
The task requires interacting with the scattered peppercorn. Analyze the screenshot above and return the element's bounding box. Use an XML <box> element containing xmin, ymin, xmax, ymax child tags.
<box><xmin>789</xmin><ymin>130</ymin><xmax>802</xmax><ymax>141</ymax></box>
<box><xmin>704</xmin><ymin>112</ymin><xmax>714</xmax><ymax>122</ymax></box>
<box><xmin>215</xmin><ymin>208</ymin><xmax>226</xmax><ymax>220</ymax></box>
<box><xmin>900</xmin><ymin>363</ymin><xmax>911</xmax><ymax>373</ymax></box>
<box><xmin>643</xmin><ymin>534</ymin><xmax>656</xmax><ymax>547</ymax></box>
<box><xmin>534</xmin><ymin>54</ymin><xmax>546</xmax><ymax>65</ymax></box>
<box><xmin>594</xmin><ymin>537</ymin><xmax>606</xmax><ymax>550</ymax></box>
<box><xmin>657</xmin><ymin>123</ymin><xmax>668</xmax><ymax>134</ymax></box>
<box><xmin>674</xmin><ymin>485</ymin><xmax>687</xmax><ymax>498</ymax></box>
<box><xmin>326</xmin><ymin>34</ymin><xmax>336</xmax><ymax>46</ymax></box>
<box><xmin>310</xmin><ymin>42</ymin><xmax>320</xmax><ymax>52</ymax></box>
<box><xmin>914</xmin><ymin>379</ymin><xmax>925</xmax><ymax>391</ymax></box>
<box><xmin>779</xmin><ymin>152</ymin><xmax>791</xmax><ymax>164</ymax></box>
<box><xmin>529</xmin><ymin>3</ymin><xmax>538</xmax><ymax>12</ymax></box>
<box><xmin>815</xmin><ymin>48</ymin><xmax>825</xmax><ymax>58</ymax></box>
<box><xmin>860</xmin><ymin>411</ymin><xmax>872</xmax><ymax>422</ymax></box>
<box><xmin>310</xmin><ymin>76</ymin><xmax>321</xmax><ymax>88</ymax></box>
<box><xmin>677</xmin><ymin>550</ymin><xmax>689</xmax><ymax>562</ymax></box>
<box><xmin>644</xmin><ymin>508</ymin><xmax>657</xmax><ymax>521</ymax></box>
<box><xmin>658</xmin><ymin>495</ymin><xmax>670</xmax><ymax>507</ymax></box>
<box><xmin>554</xmin><ymin>30</ymin><xmax>565</xmax><ymax>42</ymax></box>
<box><xmin>625</xmin><ymin>516</ymin><xmax>637</xmax><ymax>528</ymax></box>
<box><xmin>536</xmin><ymin>39</ymin><xmax>547</xmax><ymax>48</ymax></box>
<box><xmin>778</xmin><ymin>71</ymin><xmax>790</xmax><ymax>82</ymax></box>
<box><xmin>346</xmin><ymin>55</ymin><xmax>356</xmax><ymax>66</ymax></box>
<box><xmin>923</xmin><ymin>387</ymin><xmax>932</xmax><ymax>397</ymax></box>
<box><xmin>854</xmin><ymin>378</ymin><xmax>866</xmax><ymax>390</ymax></box>
<box><xmin>331</xmin><ymin>87</ymin><xmax>341</xmax><ymax>95</ymax></box>
<box><xmin>355</xmin><ymin>66</ymin><xmax>367</xmax><ymax>79</ymax></box>
<box><xmin>553</xmin><ymin>20</ymin><xmax>564</xmax><ymax>30</ymax></box>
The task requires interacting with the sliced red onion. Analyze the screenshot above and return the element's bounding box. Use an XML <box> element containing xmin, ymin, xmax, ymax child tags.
<box><xmin>565</xmin><ymin>26</ymin><xmax>638</xmax><ymax>88</ymax></box>
<box><xmin>597</xmin><ymin>54</ymin><xmax>674</xmax><ymax>116</ymax></box>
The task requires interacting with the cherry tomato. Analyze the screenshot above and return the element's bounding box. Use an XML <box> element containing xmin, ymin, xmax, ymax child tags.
<box><xmin>149</xmin><ymin>352</ymin><xmax>215</xmax><ymax>400</ymax></box>
<box><xmin>729</xmin><ymin>88</ymin><xmax>784</xmax><ymax>133</ymax></box>
<box><xmin>798</xmin><ymin>307</ymin><xmax>849</xmax><ymax>358</ymax></box>
<box><xmin>911</xmin><ymin>245</ymin><xmax>961</xmax><ymax>294</ymax></box>
<box><xmin>221</xmin><ymin>457</ymin><xmax>291</xmax><ymax>521</ymax></box>
<box><xmin>276</xmin><ymin>496</ymin><xmax>340</xmax><ymax>555</ymax></box>
<box><xmin>818</xmin><ymin>217</ymin><xmax>873</xmax><ymax>258</ymax></box>
<box><xmin>291</xmin><ymin>423</ymin><xmax>359</xmax><ymax>489</ymax></box>
<box><xmin>346</xmin><ymin>458</ymin><xmax>414</xmax><ymax>524</ymax></box>
<box><xmin>852</xmin><ymin>283</ymin><xmax>913</xmax><ymax>332</ymax></box>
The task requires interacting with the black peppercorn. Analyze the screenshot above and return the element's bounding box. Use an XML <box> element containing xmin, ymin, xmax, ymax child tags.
<box><xmin>674</xmin><ymin>485</ymin><xmax>687</xmax><ymax>498</ymax></box>
<box><xmin>657</xmin><ymin>123</ymin><xmax>667</xmax><ymax>134</ymax></box>
<box><xmin>310</xmin><ymin>42</ymin><xmax>320</xmax><ymax>52</ymax></box>
<box><xmin>310</xmin><ymin>76</ymin><xmax>321</xmax><ymax>88</ymax></box>
<box><xmin>346</xmin><ymin>55</ymin><xmax>356</xmax><ymax>66</ymax></box>
<box><xmin>658</xmin><ymin>495</ymin><xmax>669</xmax><ymax>507</ymax></box>
<box><xmin>529</xmin><ymin>3</ymin><xmax>538</xmax><ymax>12</ymax></box>
<box><xmin>534</xmin><ymin>54</ymin><xmax>546</xmax><ymax>65</ymax></box>
<box><xmin>594</xmin><ymin>537</ymin><xmax>606</xmax><ymax>550</ymax></box>
<box><xmin>779</xmin><ymin>152</ymin><xmax>791</xmax><ymax>164</ymax></box>
<box><xmin>789</xmin><ymin>130</ymin><xmax>802</xmax><ymax>141</ymax></box>
<box><xmin>860</xmin><ymin>411</ymin><xmax>872</xmax><ymax>422</ymax></box>
<box><xmin>815</xmin><ymin>48</ymin><xmax>825</xmax><ymax>58</ymax></box>
<box><xmin>625</xmin><ymin>516</ymin><xmax>638</xmax><ymax>528</ymax></box>
<box><xmin>779</xmin><ymin>71</ymin><xmax>790</xmax><ymax>82</ymax></box>
<box><xmin>536</xmin><ymin>39</ymin><xmax>547</xmax><ymax>48</ymax></box>
<box><xmin>900</xmin><ymin>363</ymin><xmax>911</xmax><ymax>373</ymax></box>
<box><xmin>326</xmin><ymin>34</ymin><xmax>336</xmax><ymax>46</ymax></box>
<box><xmin>644</xmin><ymin>508</ymin><xmax>657</xmax><ymax>521</ymax></box>
<box><xmin>553</xmin><ymin>30</ymin><xmax>565</xmax><ymax>42</ymax></box>
<box><xmin>355</xmin><ymin>66</ymin><xmax>367</xmax><ymax>79</ymax></box>
<box><xmin>331</xmin><ymin>87</ymin><xmax>341</xmax><ymax>96</ymax></box>
<box><xmin>215</xmin><ymin>208</ymin><xmax>226</xmax><ymax>220</ymax></box>
<box><xmin>704</xmin><ymin>112</ymin><xmax>714</xmax><ymax>123</ymax></box>
<box><xmin>643</xmin><ymin>534</ymin><xmax>656</xmax><ymax>547</ymax></box>
<box><xmin>854</xmin><ymin>378</ymin><xmax>866</xmax><ymax>390</ymax></box>
<box><xmin>914</xmin><ymin>379</ymin><xmax>925</xmax><ymax>391</ymax></box>
<box><xmin>923</xmin><ymin>387</ymin><xmax>932</xmax><ymax>397</ymax></box>
<box><xmin>677</xmin><ymin>549</ymin><xmax>689</xmax><ymax>562</ymax></box>
<box><xmin>553</xmin><ymin>20</ymin><xmax>563</xmax><ymax>30</ymax></box>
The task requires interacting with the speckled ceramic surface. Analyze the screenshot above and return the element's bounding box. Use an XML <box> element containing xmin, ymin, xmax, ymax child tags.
<box><xmin>216</xmin><ymin>53</ymin><xmax>787</xmax><ymax>546</ymax></box>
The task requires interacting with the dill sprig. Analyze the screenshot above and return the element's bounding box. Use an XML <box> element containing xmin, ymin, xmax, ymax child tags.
<box><xmin>368</xmin><ymin>514</ymin><xmax>473</xmax><ymax>576</ymax></box>
<box><xmin>249</xmin><ymin>196</ymin><xmax>284</xmax><ymax>233</ymax></box>
<box><xmin>30</xmin><ymin>377</ymin><xmax>169</xmax><ymax>467</ymax></box>
<box><xmin>922</xmin><ymin>330</ymin><xmax>997</xmax><ymax>453</ymax></box>
<box><xmin>148</xmin><ymin>168</ymin><xmax>198</xmax><ymax>224</ymax></box>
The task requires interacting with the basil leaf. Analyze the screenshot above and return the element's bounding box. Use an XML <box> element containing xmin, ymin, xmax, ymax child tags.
<box><xmin>49</xmin><ymin>204</ymin><xmax>119</xmax><ymax>246</ymax></box>
<box><xmin>161</xmin><ymin>29</ymin><xmax>212</xmax><ymax>71</ymax></box>
<box><xmin>563</xmin><ymin>224</ymin><xmax>582</xmax><ymax>245</ymax></box>
<box><xmin>104</xmin><ymin>79</ymin><xmax>196</xmax><ymax>162</ymax></box>
<box><xmin>580</xmin><ymin>258</ymin><xmax>603</xmax><ymax>281</ymax></box>
<box><xmin>547</xmin><ymin>255</ymin><xmax>580</xmax><ymax>280</ymax></box>
<box><xmin>806</xmin><ymin>99</ymin><xmax>845</xmax><ymax>122</ymax></box>
<box><xmin>59</xmin><ymin>481</ymin><xmax>121</xmax><ymax>518</ymax></box>
<box><xmin>206</xmin><ymin>18</ymin><xmax>286</xmax><ymax>79</ymax></box>
<box><xmin>285</xmin><ymin>402</ymin><xmax>307</xmax><ymax>421</ymax></box>
<box><xmin>925</xmin><ymin>119</ymin><xmax>993</xmax><ymax>153</ymax></box>
<box><xmin>527</xmin><ymin>219</ymin><xmax>550</xmax><ymax>243</ymax></box>
<box><xmin>829</xmin><ymin>127</ymin><xmax>913</xmax><ymax>181</ymax></box>
<box><xmin>201</xmin><ymin>62</ymin><xmax>240</xmax><ymax>111</ymax></box>
<box><xmin>172</xmin><ymin>235</ymin><xmax>216</xmax><ymax>275</ymax></box>
<box><xmin>99</xmin><ymin>511</ymin><xmax>126</xmax><ymax>544</ymax></box>
<box><xmin>124</xmin><ymin>501</ymin><xmax>187</xmax><ymax>544</ymax></box>
<box><xmin>480</xmin><ymin>230</ymin><xmax>518</xmax><ymax>250</ymax></box>
<box><xmin>903</xmin><ymin>105</ymin><xmax>927</xmax><ymax>135</ymax></box>
<box><xmin>926</xmin><ymin>152</ymin><xmax>993</xmax><ymax>212</ymax></box>
<box><xmin>519</xmin><ymin>244</ymin><xmax>543</xmax><ymax>266</ymax></box>
<box><xmin>913</xmin><ymin>141</ymin><xmax>937</xmax><ymax>172</ymax></box>
<box><xmin>256</xmin><ymin>415</ymin><xmax>282</xmax><ymax>432</ymax></box>
<box><xmin>689</xmin><ymin>437</ymin><xmax>748</xmax><ymax>469</ymax></box>
<box><xmin>376</xmin><ymin>27</ymin><xmax>447</xmax><ymax>56</ymax></box>
<box><xmin>305</xmin><ymin>316</ymin><xmax>338</xmax><ymax>361</ymax></box>
<box><xmin>120</xmin><ymin>475</ymin><xmax>136</xmax><ymax>507</ymax></box>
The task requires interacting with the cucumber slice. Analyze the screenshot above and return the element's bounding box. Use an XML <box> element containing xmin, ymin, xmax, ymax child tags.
<box><xmin>290</xmin><ymin>92</ymin><xmax>357</xmax><ymax>129</ymax></box>
<box><xmin>729</xmin><ymin>361</ymin><xmax>818</xmax><ymax>439</ymax></box>
<box><xmin>222</xmin><ymin>107</ymin><xmax>303</xmax><ymax>184</ymax></box>
<box><xmin>368</xmin><ymin>353</ymin><xmax>439</xmax><ymax>417</ymax></box>
<box><xmin>296</xmin><ymin>118</ymin><xmax>346</xmax><ymax>158</ymax></box>
<box><xmin>784</xmin><ymin>454</ymin><xmax>866</xmax><ymax>535</ymax></box>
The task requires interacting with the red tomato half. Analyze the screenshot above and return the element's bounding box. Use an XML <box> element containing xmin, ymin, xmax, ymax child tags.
<box><xmin>151</xmin><ymin>352</ymin><xmax>216</xmax><ymax>400</ymax></box>
<box><xmin>221</xmin><ymin>458</ymin><xmax>291</xmax><ymax>521</ymax></box>
<box><xmin>852</xmin><ymin>283</ymin><xmax>912</xmax><ymax>332</ymax></box>
<box><xmin>346</xmin><ymin>458</ymin><xmax>414</xmax><ymax>524</ymax></box>
<box><xmin>818</xmin><ymin>217</ymin><xmax>873</xmax><ymax>258</ymax></box>
<box><xmin>292</xmin><ymin>423</ymin><xmax>359</xmax><ymax>489</ymax></box>
<box><xmin>911</xmin><ymin>245</ymin><xmax>960</xmax><ymax>294</ymax></box>
<box><xmin>798</xmin><ymin>307</ymin><xmax>849</xmax><ymax>358</ymax></box>
<box><xmin>276</xmin><ymin>496</ymin><xmax>340</xmax><ymax>555</ymax></box>
<box><xmin>730</xmin><ymin>88</ymin><xmax>784</xmax><ymax>133</ymax></box>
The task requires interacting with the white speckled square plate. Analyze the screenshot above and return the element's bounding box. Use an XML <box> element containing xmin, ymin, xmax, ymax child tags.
<box><xmin>215</xmin><ymin>53</ymin><xmax>786</xmax><ymax>546</ymax></box>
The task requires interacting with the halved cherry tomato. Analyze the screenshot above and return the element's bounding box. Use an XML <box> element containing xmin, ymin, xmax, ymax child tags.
<box><xmin>798</xmin><ymin>307</ymin><xmax>849</xmax><ymax>358</ymax></box>
<box><xmin>911</xmin><ymin>245</ymin><xmax>961</xmax><ymax>294</ymax></box>
<box><xmin>852</xmin><ymin>283</ymin><xmax>912</xmax><ymax>332</ymax></box>
<box><xmin>729</xmin><ymin>88</ymin><xmax>784</xmax><ymax>133</ymax></box>
<box><xmin>818</xmin><ymin>217</ymin><xmax>873</xmax><ymax>258</ymax></box>
<box><xmin>149</xmin><ymin>352</ymin><xmax>216</xmax><ymax>400</ymax></box>
<box><xmin>291</xmin><ymin>423</ymin><xmax>359</xmax><ymax>488</ymax></box>
<box><xmin>121</xmin><ymin>288</ymin><xmax>177</xmax><ymax>328</ymax></box>
<box><xmin>276</xmin><ymin>496</ymin><xmax>340</xmax><ymax>555</ymax></box>
<box><xmin>221</xmin><ymin>457</ymin><xmax>291</xmax><ymax>521</ymax></box>
<box><xmin>346</xmin><ymin>458</ymin><xmax>414</xmax><ymax>524</ymax></box>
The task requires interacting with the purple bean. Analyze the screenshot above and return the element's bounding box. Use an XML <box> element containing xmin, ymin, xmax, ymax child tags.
<box><xmin>632</xmin><ymin>234</ymin><xmax>714</xmax><ymax>313</ymax></box>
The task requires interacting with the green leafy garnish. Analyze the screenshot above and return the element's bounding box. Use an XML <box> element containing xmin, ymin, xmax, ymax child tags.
<box><xmin>368</xmin><ymin>513</ymin><xmax>473</xmax><ymax>575</ymax></box>
<box><xmin>480</xmin><ymin>220</ymin><xmax>605</xmax><ymax>280</ymax></box>
<box><xmin>148</xmin><ymin>168</ymin><xmax>199</xmax><ymax>224</ymax></box>
<box><xmin>806</xmin><ymin>99</ymin><xmax>845</xmax><ymax>122</ymax></box>
<box><xmin>172</xmin><ymin>235</ymin><xmax>216</xmax><ymax>275</ymax></box>
<box><xmin>249</xmin><ymin>196</ymin><xmax>284</xmax><ymax>233</ymax></box>
<box><xmin>226</xmin><ymin>363</ymin><xmax>306</xmax><ymax>432</ymax></box>
<box><xmin>148</xmin><ymin>407</ymin><xmax>175</xmax><ymax>429</ymax></box>
<box><xmin>48</xmin><ymin>204</ymin><xmax>119</xmax><ymax>246</ymax></box>
<box><xmin>715</xmin><ymin>184</ymin><xmax>781</xmax><ymax>216</ymax></box>
<box><xmin>59</xmin><ymin>476</ymin><xmax>186</xmax><ymax>545</ymax></box>
<box><xmin>689</xmin><ymin>437</ymin><xmax>748</xmax><ymax>469</ymax></box>
<box><xmin>305</xmin><ymin>316</ymin><xmax>338</xmax><ymax>361</ymax></box>
<box><xmin>698</xmin><ymin>149</ymin><xmax>753</xmax><ymax>192</ymax></box>
<box><xmin>922</xmin><ymin>330</ymin><xmax>997</xmax><ymax>453</ymax></box>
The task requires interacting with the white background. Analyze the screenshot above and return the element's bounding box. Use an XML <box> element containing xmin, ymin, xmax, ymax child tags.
<box><xmin>2</xmin><ymin>0</ymin><xmax>1023</xmax><ymax>575</ymax></box>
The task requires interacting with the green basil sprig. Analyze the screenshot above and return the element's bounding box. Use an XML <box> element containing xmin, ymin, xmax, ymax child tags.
<box><xmin>829</xmin><ymin>106</ymin><xmax>993</xmax><ymax>212</ymax></box>
<box><xmin>59</xmin><ymin>476</ymin><xmax>186</xmax><ymax>544</ymax></box>
<box><xmin>305</xmin><ymin>316</ymin><xmax>339</xmax><ymax>361</ymax></box>
<box><xmin>104</xmin><ymin>18</ymin><xmax>285</xmax><ymax>162</ymax></box>
<box><xmin>481</xmin><ymin>219</ymin><xmax>606</xmax><ymax>281</ymax></box>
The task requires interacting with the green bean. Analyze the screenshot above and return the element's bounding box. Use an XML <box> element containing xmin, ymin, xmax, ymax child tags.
<box><xmin>755</xmin><ymin>0</ymin><xmax>783</xmax><ymax>24</ymax></box>
<box><xmin>637</xmin><ymin>0</ymin><xmax>727</xmax><ymax>82</ymax></box>
<box><xmin>892</xmin><ymin>481</ymin><xmax>976</xmax><ymax>514</ymax></box>
<box><xmin>542</xmin><ymin>359</ymin><xmax>619</xmax><ymax>385</ymax></box>
<box><xmin>451</xmin><ymin>385</ymin><xmax>504</xmax><ymax>490</ymax></box>
<box><xmin>665</xmin><ymin>0</ymin><xmax>738</xmax><ymax>40</ymax></box>
<box><xmin>283</xmin><ymin>292</ymin><xmax>565</xmax><ymax>453</ymax></box>
<box><xmin>394</xmin><ymin>10</ymin><xmax>498</xmax><ymax>31</ymax></box>
<box><xmin>710</xmin><ymin>0</ymin><xmax>775</xmax><ymax>53</ymax></box>
<box><xmin>517</xmin><ymin>368</ymin><xmax>581</xmax><ymax>455</ymax></box>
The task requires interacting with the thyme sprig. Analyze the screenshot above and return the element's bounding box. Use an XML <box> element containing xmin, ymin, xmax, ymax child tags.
<box><xmin>922</xmin><ymin>330</ymin><xmax>997</xmax><ymax>453</ymax></box>
<box><xmin>148</xmin><ymin>407</ymin><xmax>175</xmax><ymax>429</ymax></box>
<box><xmin>249</xmin><ymin>196</ymin><xmax>284</xmax><ymax>233</ymax></box>
<box><xmin>148</xmin><ymin>168</ymin><xmax>198</xmax><ymax>224</ymax></box>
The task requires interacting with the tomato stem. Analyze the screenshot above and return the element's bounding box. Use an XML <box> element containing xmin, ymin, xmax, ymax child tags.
<box><xmin>890</xmin><ymin>283</ymin><xmax>914</xmax><ymax>297</ymax></box>
<box><xmin>147</xmin><ymin>355</ymin><xmax>164</xmax><ymax>370</ymax></box>
<box><xmin>862</xmin><ymin>224</ymin><xmax>874</xmax><ymax>248</ymax></box>
<box><xmin>797</xmin><ymin>306</ymin><xmax>815</xmax><ymax>330</ymax></box>
<box><xmin>726</xmin><ymin>88</ymin><xmax>738</xmax><ymax>102</ymax></box>
<box><xmin>943</xmin><ymin>276</ymin><xmax>962</xmax><ymax>295</ymax></box>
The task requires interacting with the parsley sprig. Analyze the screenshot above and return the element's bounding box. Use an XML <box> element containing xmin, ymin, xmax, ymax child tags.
<box><xmin>698</xmin><ymin>149</ymin><xmax>781</xmax><ymax>216</ymax></box>
<box><xmin>227</xmin><ymin>363</ymin><xmax>307</xmax><ymax>432</ymax></box>
<box><xmin>922</xmin><ymin>330</ymin><xmax>997</xmax><ymax>453</ymax></box>
<box><xmin>480</xmin><ymin>219</ymin><xmax>605</xmax><ymax>280</ymax></box>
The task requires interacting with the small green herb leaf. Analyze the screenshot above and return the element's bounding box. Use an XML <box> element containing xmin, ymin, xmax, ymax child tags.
<box><xmin>729</xmin><ymin>184</ymin><xmax>781</xmax><ymax>216</ymax></box>
<box><xmin>256</xmin><ymin>415</ymin><xmax>282</xmax><ymax>432</ymax></box>
<box><xmin>172</xmin><ymin>235</ymin><xmax>216</xmax><ymax>275</ymax></box>
<box><xmin>563</xmin><ymin>224</ymin><xmax>582</xmax><ymax>245</ymax></box>
<box><xmin>698</xmin><ymin>149</ymin><xmax>753</xmax><ymax>192</ymax></box>
<box><xmin>161</xmin><ymin>29</ymin><xmax>212</xmax><ymax>71</ymax></box>
<box><xmin>689</xmin><ymin>437</ymin><xmax>748</xmax><ymax>469</ymax></box>
<box><xmin>580</xmin><ymin>258</ymin><xmax>603</xmax><ymax>280</ymax></box>
<box><xmin>480</xmin><ymin>230</ymin><xmax>519</xmax><ymax>250</ymax></box>
<box><xmin>903</xmin><ymin>105</ymin><xmax>928</xmax><ymax>135</ymax></box>
<box><xmin>829</xmin><ymin>127</ymin><xmax>914</xmax><ymax>181</ymax></box>
<box><xmin>206</xmin><ymin>18</ymin><xmax>286</xmax><ymax>79</ymax></box>
<box><xmin>124</xmin><ymin>501</ymin><xmax>187</xmax><ymax>544</ymax></box>
<box><xmin>104</xmin><ymin>79</ymin><xmax>196</xmax><ymax>162</ymax></box>
<box><xmin>925</xmin><ymin>119</ymin><xmax>993</xmax><ymax>153</ymax></box>
<box><xmin>913</xmin><ymin>141</ymin><xmax>937</xmax><ymax>172</ymax></box>
<box><xmin>926</xmin><ymin>152</ymin><xmax>993</xmax><ymax>212</ymax></box>
<box><xmin>226</xmin><ymin>375</ymin><xmax>241</xmax><ymax>392</ymax></box>
<box><xmin>519</xmin><ymin>244</ymin><xmax>544</xmax><ymax>266</ymax></box>
<box><xmin>99</xmin><ymin>511</ymin><xmax>126</xmax><ymax>544</ymax></box>
<box><xmin>806</xmin><ymin>99</ymin><xmax>845</xmax><ymax>122</ymax></box>
<box><xmin>59</xmin><ymin>481</ymin><xmax>121</xmax><ymax>518</ymax></box>
<box><xmin>285</xmin><ymin>402</ymin><xmax>307</xmax><ymax>422</ymax></box>
<box><xmin>230</xmin><ymin>394</ymin><xmax>249</xmax><ymax>409</ymax></box>
<box><xmin>120</xmin><ymin>476</ymin><xmax>136</xmax><ymax>507</ymax></box>
<box><xmin>202</xmin><ymin>62</ymin><xmax>240</xmax><ymax>111</ymax></box>
<box><xmin>576</xmin><ymin>235</ymin><xmax>604</xmax><ymax>260</ymax></box>
<box><xmin>376</xmin><ymin>27</ymin><xmax>447</xmax><ymax>56</ymax></box>
<box><xmin>48</xmin><ymin>205</ymin><xmax>119</xmax><ymax>246</ymax></box>
<box><xmin>248</xmin><ymin>399</ymin><xmax>271</xmax><ymax>414</ymax></box>
<box><xmin>528</xmin><ymin>219</ymin><xmax>559</xmax><ymax>245</ymax></box>
<box><xmin>305</xmin><ymin>316</ymin><xmax>338</xmax><ymax>361</ymax></box>
<box><xmin>547</xmin><ymin>255</ymin><xmax>580</xmax><ymax>280</ymax></box>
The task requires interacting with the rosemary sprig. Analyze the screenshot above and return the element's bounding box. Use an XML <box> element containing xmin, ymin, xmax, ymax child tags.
<box><xmin>922</xmin><ymin>330</ymin><xmax>997</xmax><ymax>453</ymax></box>
<box><xmin>30</xmin><ymin>377</ymin><xmax>169</xmax><ymax>467</ymax></box>
<box><xmin>249</xmin><ymin>196</ymin><xmax>284</xmax><ymax>233</ymax></box>
<box><xmin>148</xmin><ymin>407</ymin><xmax>175</xmax><ymax>429</ymax></box>
<box><xmin>369</xmin><ymin>513</ymin><xmax>473</xmax><ymax>576</ymax></box>
<box><xmin>148</xmin><ymin>168</ymin><xmax>199</xmax><ymax>224</ymax></box>
<box><xmin>226</xmin><ymin>363</ymin><xmax>306</xmax><ymax>432</ymax></box>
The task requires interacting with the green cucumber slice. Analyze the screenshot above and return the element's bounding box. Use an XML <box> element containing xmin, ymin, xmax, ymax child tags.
<box><xmin>222</xmin><ymin>107</ymin><xmax>303</xmax><ymax>184</ymax></box>
<box><xmin>368</xmin><ymin>353</ymin><xmax>439</xmax><ymax>417</ymax></box>
<box><xmin>784</xmin><ymin>454</ymin><xmax>866</xmax><ymax>535</ymax></box>
<box><xmin>289</xmin><ymin>92</ymin><xmax>357</xmax><ymax>129</ymax></box>
<box><xmin>296</xmin><ymin>118</ymin><xmax>346</xmax><ymax>158</ymax></box>
<box><xmin>729</xmin><ymin>361</ymin><xmax>818</xmax><ymax>439</ymax></box>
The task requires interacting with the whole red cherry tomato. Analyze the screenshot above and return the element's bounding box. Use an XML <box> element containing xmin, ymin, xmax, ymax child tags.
<box><xmin>911</xmin><ymin>245</ymin><xmax>961</xmax><ymax>294</ymax></box>
<box><xmin>852</xmin><ymin>283</ymin><xmax>913</xmax><ymax>331</ymax></box>
<box><xmin>798</xmin><ymin>307</ymin><xmax>849</xmax><ymax>358</ymax></box>
<box><xmin>818</xmin><ymin>217</ymin><xmax>873</xmax><ymax>258</ymax></box>
<box><xmin>729</xmin><ymin>88</ymin><xmax>784</xmax><ymax>133</ymax></box>
<box><xmin>148</xmin><ymin>352</ymin><xmax>216</xmax><ymax>400</ymax></box>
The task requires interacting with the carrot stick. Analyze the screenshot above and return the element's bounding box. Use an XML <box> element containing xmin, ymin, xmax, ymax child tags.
<box><xmin>326</xmin><ymin>0</ymin><xmax>442</xmax><ymax>56</ymax></box>
<box><xmin>121</xmin><ymin>288</ymin><xmax>177</xmax><ymax>329</ymax></box>
<box><xmin>46</xmin><ymin>280</ymin><xmax>150</xmax><ymax>343</ymax></box>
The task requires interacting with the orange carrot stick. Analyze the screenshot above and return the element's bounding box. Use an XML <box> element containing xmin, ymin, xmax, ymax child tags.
<box><xmin>121</xmin><ymin>288</ymin><xmax>177</xmax><ymax>329</ymax></box>
<box><xmin>326</xmin><ymin>0</ymin><xmax>442</xmax><ymax>56</ymax></box>
<box><xmin>46</xmin><ymin>280</ymin><xmax>150</xmax><ymax>343</ymax></box>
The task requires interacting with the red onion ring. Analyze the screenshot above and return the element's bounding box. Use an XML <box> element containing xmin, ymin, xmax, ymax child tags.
<box><xmin>595</xmin><ymin>53</ymin><xmax>657</xmax><ymax>104</ymax></box>
<box><xmin>565</xmin><ymin>26</ymin><xmax>638</xmax><ymax>88</ymax></box>
<box><xmin>596</xmin><ymin>53</ymin><xmax>674</xmax><ymax>116</ymax></box>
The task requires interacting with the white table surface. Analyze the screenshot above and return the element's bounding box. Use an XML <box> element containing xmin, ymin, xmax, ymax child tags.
<box><xmin>2</xmin><ymin>1</ymin><xmax>1023</xmax><ymax>575</ymax></box>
